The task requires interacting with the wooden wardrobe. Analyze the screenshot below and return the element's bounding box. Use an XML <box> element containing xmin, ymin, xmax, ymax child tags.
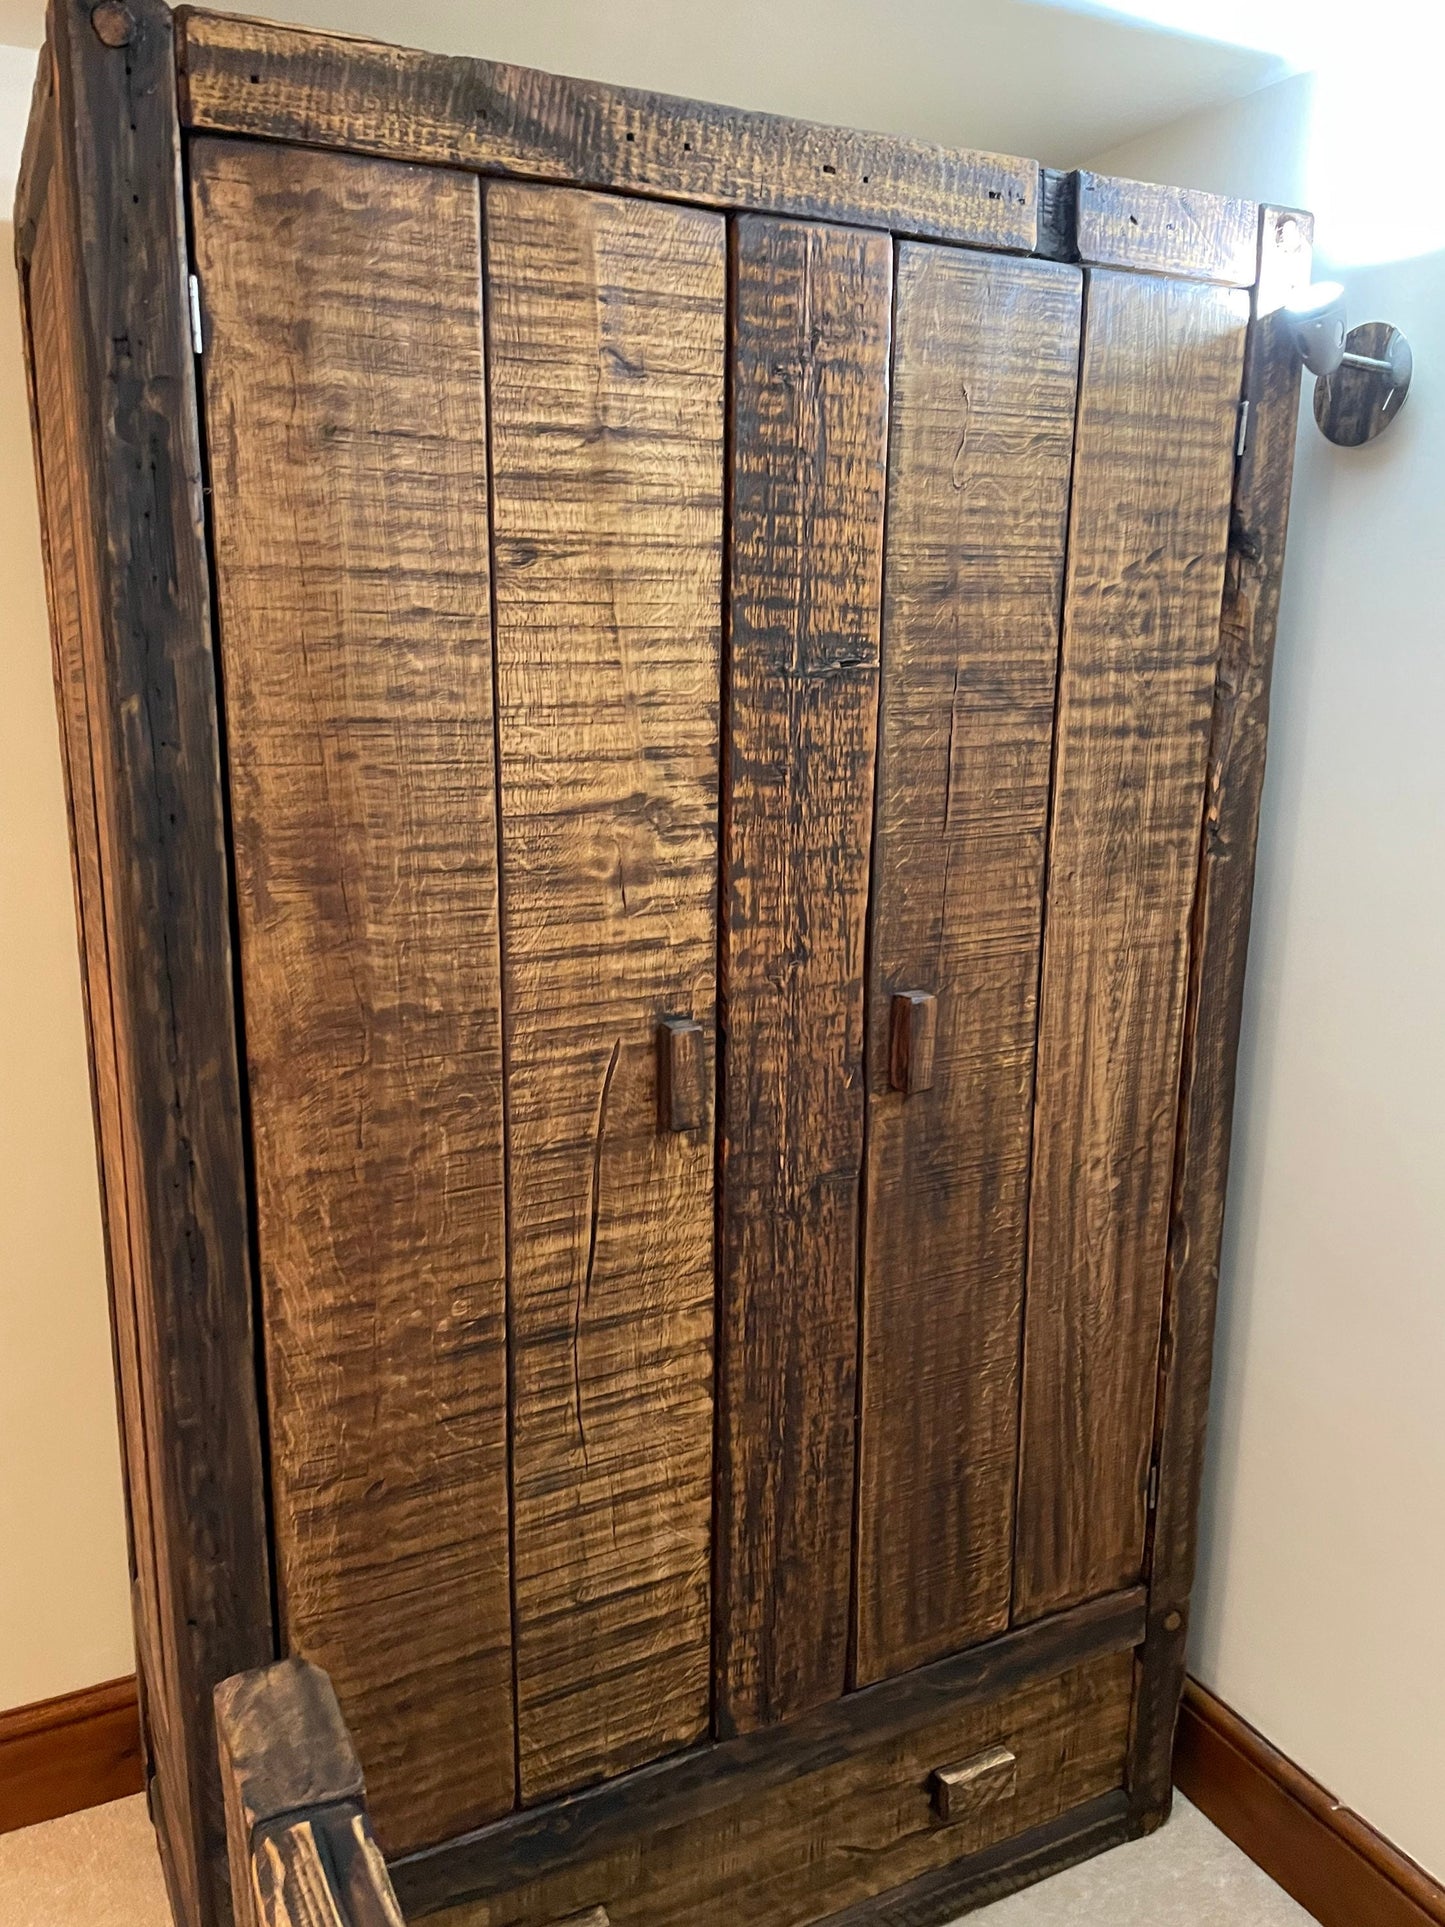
<box><xmin>16</xmin><ymin>4</ymin><xmax>1311</xmax><ymax>1924</ymax></box>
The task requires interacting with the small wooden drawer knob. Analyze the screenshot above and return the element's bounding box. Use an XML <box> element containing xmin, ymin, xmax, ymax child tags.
<box><xmin>930</xmin><ymin>1743</ymin><xmax>1017</xmax><ymax>1823</ymax></box>
<box><xmin>889</xmin><ymin>990</ymin><xmax>937</xmax><ymax>1095</ymax></box>
<box><xmin>658</xmin><ymin>1017</ymin><xmax>707</xmax><ymax>1132</ymax></box>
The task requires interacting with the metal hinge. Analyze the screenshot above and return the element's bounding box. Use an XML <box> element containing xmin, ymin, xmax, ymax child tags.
<box><xmin>187</xmin><ymin>273</ymin><xmax>204</xmax><ymax>355</ymax></box>
<box><xmin>1235</xmin><ymin>395</ymin><xmax>1251</xmax><ymax>460</ymax></box>
<box><xmin>1147</xmin><ymin>1456</ymin><xmax>1161</xmax><ymax>1515</ymax></box>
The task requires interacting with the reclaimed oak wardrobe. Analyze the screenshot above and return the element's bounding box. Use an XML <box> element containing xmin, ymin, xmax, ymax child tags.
<box><xmin>16</xmin><ymin>4</ymin><xmax>1310</xmax><ymax>1924</ymax></box>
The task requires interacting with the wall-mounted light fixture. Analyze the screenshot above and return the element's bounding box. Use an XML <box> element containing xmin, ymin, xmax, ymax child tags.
<box><xmin>1285</xmin><ymin>282</ymin><xmax>1412</xmax><ymax>446</ymax></box>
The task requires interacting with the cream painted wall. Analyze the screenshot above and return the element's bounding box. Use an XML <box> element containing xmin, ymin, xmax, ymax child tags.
<box><xmin>1093</xmin><ymin>71</ymin><xmax>1445</xmax><ymax>1884</ymax></box>
<box><xmin>0</xmin><ymin>40</ymin><xmax>134</xmax><ymax>1709</ymax></box>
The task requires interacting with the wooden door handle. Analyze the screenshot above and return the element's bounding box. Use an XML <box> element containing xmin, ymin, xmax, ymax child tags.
<box><xmin>658</xmin><ymin>1018</ymin><xmax>707</xmax><ymax>1132</ymax></box>
<box><xmin>889</xmin><ymin>991</ymin><xmax>937</xmax><ymax>1095</ymax></box>
<box><xmin>930</xmin><ymin>1743</ymin><xmax>1017</xmax><ymax>1822</ymax></box>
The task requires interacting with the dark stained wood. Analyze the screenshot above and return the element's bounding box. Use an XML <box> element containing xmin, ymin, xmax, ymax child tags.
<box><xmin>424</xmin><ymin>1655</ymin><xmax>1133</xmax><ymax>1927</ymax></box>
<box><xmin>658</xmin><ymin>1019</ymin><xmax>708</xmax><ymax>1133</ymax></box>
<box><xmin>1175</xmin><ymin>1680</ymin><xmax>1445</xmax><ymax>1927</ymax></box>
<box><xmin>173</xmin><ymin>10</ymin><xmax>1039</xmax><ymax>252</ymax></box>
<box><xmin>888</xmin><ymin>992</ymin><xmax>938</xmax><ymax>1096</ymax></box>
<box><xmin>215</xmin><ymin>1660</ymin><xmax>405</xmax><ymax>1927</ymax></box>
<box><xmin>250</xmin><ymin>1807</ymin><xmax>407</xmax><ymax>1927</ymax></box>
<box><xmin>714</xmin><ymin>213</ymin><xmax>891</xmax><ymax>1736</ymax></box>
<box><xmin>191</xmin><ymin>137</ymin><xmax>514</xmax><ymax>1852</ymax></box>
<box><xmin>856</xmin><ymin>246</ymin><xmax>1081</xmax><ymax>1685</ymax></box>
<box><xmin>816</xmin><ymin>1790</ymin><xmax>1134</xmax><ymax>1927</ymax></box>
<box><xmin>1074</xmin><ymin>172</ymin><xmax>1258</xmax><ymax>286</ymax></box>
<box><xmin>1014</xmin><ymin>269</ymin><xmax>1249</xmax><ymax>1624</ymax></box>
<box><xmin>19</xmin><ymin>7</ymin><xmax>275</xmax><ymax>1922</ymax></box>
<box><xmin>1129</xmin><ymin>206</ymin><xmax>1314</xmax><ymax>1826</ymax></box>
<box><xmin>0</xmin><ymin>1675</ymin><xmax>144</xmax><ymax>1835</ymax></box>
<box><xmin>1036</xmin><ymin>168</ymin><xmax>1077</xmax><ymax>263</ymax></box>
<box><xmin>484</xmin><ymin>181</ymin><xmax>724</xmax><ymax>1803</ymax></box>
<box><xmin>214</xmin><ymin>1661</ymin><xmax>365</xmax><ymax>1837</ymax></box>
<box><xmin>394</xmin><ymin>1590</ymin><xmax>1145</xmax><ymax>1917</ymax></box>
<box><xmin>23</xmin><ymin>197</ymin><xmax>170</xmax><ymax>1805</ymax></box>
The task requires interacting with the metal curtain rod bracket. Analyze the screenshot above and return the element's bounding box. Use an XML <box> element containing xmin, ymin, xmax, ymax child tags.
<box><xmin>1286</xmin><ymin>281</ymin><xmax>1413</xmax><ymax>446</ymax></box>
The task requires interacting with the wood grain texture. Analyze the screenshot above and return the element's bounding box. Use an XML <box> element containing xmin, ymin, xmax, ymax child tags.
<box><xmin>1074</xmin><ymin>172</ymin><xmax>1258</xmax><ymax>286</ymax></box>
<box><xmin>1175</xmin><ymin>1680</ymin><xmax>1445</xmax><ymax>1927</ymax></box>
<box><xmin>21</xmin><ymin>9</ymin><xmax>275</xmax><ymax>1922</ymax></box>
<box><xmin>715</xmin><ymin>214</ymin><xmax>891</xmax><ymax>1736</ymax></box>
<box><xmin>0</xmin><ymin>1675</ymin><xmax>144</xmax><ymax>1835</ymax></box>
<box><xmin>485</xmin><ymin>182</ymin><xmax>724</xmax><ymax>1802</ymax></box>
<box><xmin>816</xmin><ymin>1791</ymin><xmax>1134</xmax><ymax>1927</ymax></box>
<box><xmin>249</xmin><ymin>1808</ymin><xmax>406</xmax><ymax>1927</ymax></box>
<box><xmin>430</xmin><ymin>1655</ymin><xmax>1132</xmax><ymax>1927</ymax></box>
<box><xmin>23</xmin><ymin>198</ymin><xmax>171</xmax><ymax>1792</ymax></box>
<box><xmin>395</xmin><ymin>1590</ymin><xmax>1145</xmax><ymax>1916</ymax></box>
<box><xmin>173</xmin><ymin>9</ymin><xmax>1038</xmax><ymax>251</ymax></box>
<box><xmin>191</xmin><ymin>137</ymin><xmax>514</xmax><ymax>1853</ymax></box>
<box><xmin>856</xmin><ymin>247</ymin><xmax>1081</xmax><ymax>1684</ymax></box>
<box><xmin>1129</xmin><ymin>207</ymin><xmax>1313</xmax><ymax>1824</ymax></box>
<box><xmin>215</xmin><ymin>1660</ymin><xmax>406</xmax><ymax>1927</ymax></box>
<box><xmin>1014</xmin><ymin>269</ymin><xmax>1248</xmax><ymax>1623</ymax></box>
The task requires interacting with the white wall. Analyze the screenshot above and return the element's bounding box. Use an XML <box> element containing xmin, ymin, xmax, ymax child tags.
<box><xmin>1094</xmin><ymin>70</ymin><xmax>1445</xmax><ymax>1884</ymax></box>
<box><xmin>0</xmin><ymin>40</ymin><xmax>134</xmax><ymax>1709</ymax></box>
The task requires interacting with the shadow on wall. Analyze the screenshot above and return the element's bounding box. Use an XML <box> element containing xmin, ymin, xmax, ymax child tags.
<box><xmin>1091</xmin><ymin>44</ymin><xmax>1445</xmax><ymax>1887</ymax></box>
<box><xmin>0</xmin><ymin>209</ymin><xmax>135</xmax><ymax>1711</ymax></box>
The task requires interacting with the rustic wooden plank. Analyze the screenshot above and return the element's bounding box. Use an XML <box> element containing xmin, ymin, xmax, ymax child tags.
<box><xmin>172</xmin><ymin>9</ymin><xmax>1039</xmax><ymax>251</ymax></box>
<box><xmin>423</xmin><ymin>1654</ymin><xmax>1133</xmax><ymax>1927</ymax></box>
<box><xmin>24</xmin><ymin>8</ymin><xmax>276</xmax><ymax>1922</ymax></box>
<box><xmin>191</xmin><ymin>136</ymin><xmax>515</xmax><ymax>1851</ymax></box>
<box><xmin>484</xmin><ymin>181</ymin><xmax>724</xmax><ymax>1802</ymax></box>
<box><xmin>1128</xmin><ymin>207</ymin><xmax>1313</xmax><ymax>1827</ymax></box>
<box><xmin>393</xmin><ymin>1589</ymin><xmax>1146</xmax><ymax>1915</ymax></box>
<box><xmin>715</xmin><ymin>214</ymin><xmax>891</xmax><ymax>1736</ymax></box>
<box><xmin>216</xmin><ymin>1660</ymin><xmax>406</xmax><ymax>1927</ymax></box>
<box><xmin>1014</xmin><ymin>270</ymin><xmax>1250</xmax><ymax>1623</ymax></box>
<box><xmin>816</xmin><ymin>1790</ymin><xmax>1135</xmax><ymax>1927</ymax></box>
<box><xmin>22</xmin><ymin>197</ymin><xmax>173</xmax><ymax>1802</ymax></box>
<box><xmin>856</xmin><ymin>247</ymin><xmax>1081</xmax><ymax>1685</ymax></box>
<box><xmin>1075</xmin><ymin>171</ymin><xmax>1258</xmax><ymax>286</ymax></box>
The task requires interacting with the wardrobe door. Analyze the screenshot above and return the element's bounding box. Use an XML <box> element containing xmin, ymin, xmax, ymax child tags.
<box><xmin>484</xmin><ymin>184</ymin><xmax>726</xmax><ymax>1801</ymax></box>
<box><xmin>1015</xmin><ymin>271</ymin><xmax>1249</xmax><ymax>1621</ymax></box>
<box><xmin>855</xmin><ymin>248</ymin><xmax>1081</xmax><ymax>1685</ymax></box>
<box><xmin>191</xmin><ymin>140</ymin><xmax>514</xmax><ymax>1850</ymax></box>
<box><xmin>715</xmin><ymin>216</ymin><xmax>892</xmax><ymax>1735</ymax></box>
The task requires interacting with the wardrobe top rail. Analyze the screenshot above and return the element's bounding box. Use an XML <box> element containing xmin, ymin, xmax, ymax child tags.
<box><xmin>172</xmin><ymin>7</ymin><xmax>1262</xmax><ymax>285</ymax></box>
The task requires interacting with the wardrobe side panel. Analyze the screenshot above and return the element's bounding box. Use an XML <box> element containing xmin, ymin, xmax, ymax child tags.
<box><xmin>485</xmin><ymin>182</ymin><xmax>724</xmax><ymax>1802</ymax></box>
<box><xmin>1015</xmin><ymin>270</ymin><xmax>1248</xmax><ymax>1620</ymax></box>
<box><xmin>191</xmin><ymin>138</ymin><xmax>515</xmax><ymax>1848</ymax></box>
<box><xmin>856</xmin><ymin>247</ymin><xmax>1080</xmax><ymax>1683</ymax></box>
<box><xmin>715</xmin><ymin>214</ymin><xmax>891</xmax><ymax>1735</ymax></box>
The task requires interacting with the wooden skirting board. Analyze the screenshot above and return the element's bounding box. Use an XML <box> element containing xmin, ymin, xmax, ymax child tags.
<box><xmin>0</xmin><ymin>1675</ymin><xmax>144</xmax><ymax>1835</ymax></box>
<box><xmin>1176</xmin><ymin>1678</ymin><xmax>1445</xmax><ymax>1927</ymax></box>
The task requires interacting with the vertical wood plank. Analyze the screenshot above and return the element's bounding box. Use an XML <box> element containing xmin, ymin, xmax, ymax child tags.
<box><xmin>25</xmin><ymin>9</ymin><xmax>276</xmax><ymax>1918</ymax></box>
<box><xmin>192</xmin><ymin>138</ymin><xmax>515</xmax><ymax>1850</ymax></box>
<box><xmin>1014</xmin><ymin>269</ymin><xmax>1249</xmax><ymax>1622</ymax></box>
<box><xmin>1128</xmin><ymin>207</ymin><xmax>1312</xmax><ymax>1826</ymax></box>
<box><xmin>484</xmin><ymin>182</ymin><xmax>724</xmax><ymax>1801</ymax></box>
<box><xmin>856</xmin><ymin>247</ymin><xmax>1082</xmax><ymax>1684</ymax></box>
<box><xmin>716</xmin><ymin>214</ymin><xmax>892</xmax><ymax>1735</ymax></box>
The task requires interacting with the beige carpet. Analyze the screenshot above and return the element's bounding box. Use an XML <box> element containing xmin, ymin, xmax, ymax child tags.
<box><xmin>0</xmin><ymin>1792</ymin><xmax>1312</xmax><ymax>1925</ymax></box>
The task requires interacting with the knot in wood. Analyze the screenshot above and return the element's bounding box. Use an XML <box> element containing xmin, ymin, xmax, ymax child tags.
<box><xmin>91</xmin><ymin>1</ymin><xmax>136</xmax><ymax>47</ymax></box>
